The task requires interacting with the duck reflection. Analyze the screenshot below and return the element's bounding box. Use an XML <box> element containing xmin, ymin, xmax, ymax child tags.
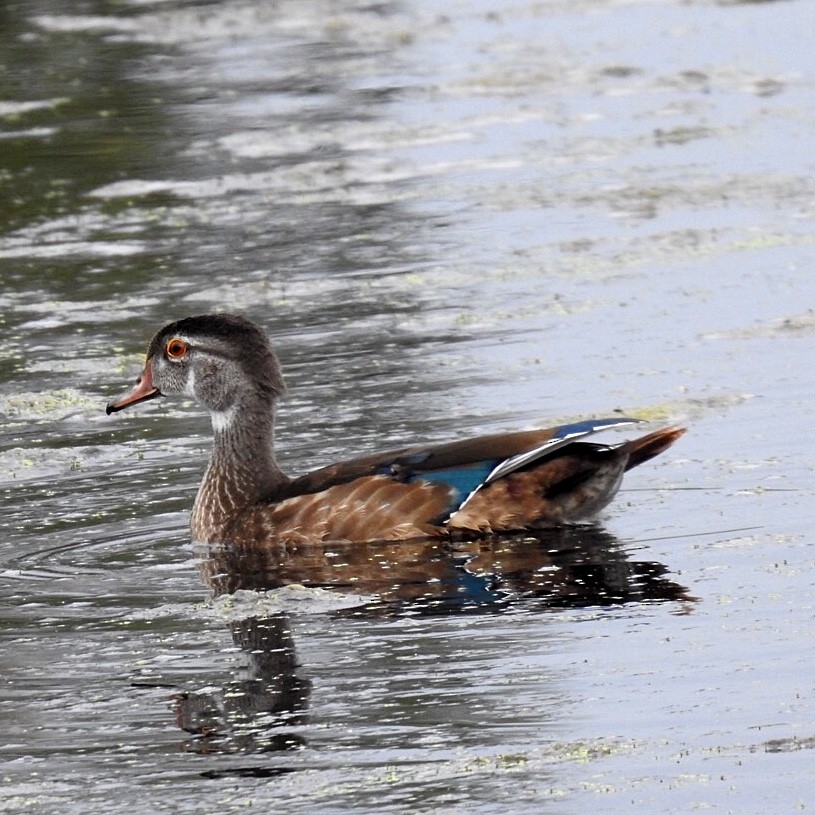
<box><xmin>174</xmin><ymin>613</ymin><xmax>309</xmax><ymax>755</ymax></box>
<box><xmin>201</xmin><ymin>524</ymin><xmax>691</xmax><ymax>610</ymax></box>
<box><xmin>175</xmin><ymin>526</ymin><xmax>690</xmax><ymax>754</ymax></box>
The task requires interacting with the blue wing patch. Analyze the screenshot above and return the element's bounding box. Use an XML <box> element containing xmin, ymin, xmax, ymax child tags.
<box><xmin>375</xmin><ymin>458</ymin><xmax>499</xmax><ymax>514</ymax></box>
<box><xmin>410</xmin><ymin>462</ymin><xmax>499</xmax><ymax>502</ymax></box>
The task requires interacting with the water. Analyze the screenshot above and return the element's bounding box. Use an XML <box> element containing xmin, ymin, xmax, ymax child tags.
<box><xmin>2</xmin><ymin>0</ymin><xmax>815</xmax><ymax>812</ymax></box>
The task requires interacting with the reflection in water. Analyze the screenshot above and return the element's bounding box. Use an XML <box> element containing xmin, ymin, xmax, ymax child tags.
<box><xmin>174</xmin><ymin>614</ymin><xmax>310</xmax><ymax>755</ymax></box>
<box><xmin>199</xmin><ymin>525</ymin><xmax>691</xmax><ymax>609</ymax></box>
<box><xmin>177</xmin><ymin>527</ymin><xmax>690</xmax><ymax>756</ymax></box>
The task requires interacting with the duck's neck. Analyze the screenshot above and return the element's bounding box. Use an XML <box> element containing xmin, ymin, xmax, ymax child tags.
<box><xmin>191</xmin><ymin>398</ymin><xmax>288</xmax><ymax>543</ymax></box>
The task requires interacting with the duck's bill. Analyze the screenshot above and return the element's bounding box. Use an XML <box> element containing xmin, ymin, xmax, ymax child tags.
<box><xmin>106</xmin><ymin>362</ymin><xmax>162</xmax><ymax>414</ymax></box>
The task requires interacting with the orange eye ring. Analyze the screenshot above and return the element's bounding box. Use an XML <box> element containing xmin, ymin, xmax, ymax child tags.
<box><xmin>165</xmin><ymin>338</ymin><xmax>189</xmax><ymax>360</ymax></box>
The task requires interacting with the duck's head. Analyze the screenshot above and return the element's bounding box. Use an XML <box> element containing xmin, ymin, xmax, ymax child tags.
<box><xmin>106</xmin><ymin>314</ymin><xmax>286</xmax><ymax>417</ymax></box>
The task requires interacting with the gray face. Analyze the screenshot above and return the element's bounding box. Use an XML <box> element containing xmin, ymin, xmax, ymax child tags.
<box><xmin>143</xmin><ymin>315</ymin><xmax>286</xmax><ymax>418</ymax></box>
<box><xmin>106</xmin><ymin>314</ymin><xmax>285</xmax><ymax>424</ymax></box>
<box><xmin>150</xmin><ymin>333</ymin><xmax>241</xmax><ymax>413</ymax></box>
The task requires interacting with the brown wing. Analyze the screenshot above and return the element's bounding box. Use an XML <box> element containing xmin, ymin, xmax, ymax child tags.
<box><xmin>232</xmin><ymin>475</ymin><xmax>455</xmax><ymax>545</ymax></box>
<box><xmin>279</xmin><ymin>426</ymin><xmax>568</xmax><ymax>498</ymax></box>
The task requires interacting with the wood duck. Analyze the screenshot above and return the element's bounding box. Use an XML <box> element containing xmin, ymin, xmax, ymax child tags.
<box><xmin>106</xmin><ymin>314</ymin><xmax>685</xmax><ymax>547</ymax></box>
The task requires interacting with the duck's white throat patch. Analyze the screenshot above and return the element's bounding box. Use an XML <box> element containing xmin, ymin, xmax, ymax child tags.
<box><xmin>182</xmin><ymin>367</ymin><xmax>197</xmax><ymax>399</ymax></box>
<box><xmin>211</xmin><ymin>405</ymin><xmax>237</xmax><ymax>434</ymax></box>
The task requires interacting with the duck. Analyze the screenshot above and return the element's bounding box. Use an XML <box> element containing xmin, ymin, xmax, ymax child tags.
<box><xmin>106</xmin><ymin>313</ymin><xmax>685</xmax><ymax>549</ymax></box>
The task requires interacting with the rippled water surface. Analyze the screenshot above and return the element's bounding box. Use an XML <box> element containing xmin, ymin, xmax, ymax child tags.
<box><xmin>3</xmin><ymin>1</ymin><xmax>815</xmax><ymax>812</ymax></box>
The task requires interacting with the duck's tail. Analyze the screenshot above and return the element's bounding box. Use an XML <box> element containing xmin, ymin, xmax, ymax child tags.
<box><xmin>622</xmin><ymin>426</ymin><xmax>686</xmax><ymax>471</ymax></box>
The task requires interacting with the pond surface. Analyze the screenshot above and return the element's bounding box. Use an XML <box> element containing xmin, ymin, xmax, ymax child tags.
<box><xmin>2</xmin><ymin>0</ymin><xmax>815</xmax><ymax>812</ymax></box>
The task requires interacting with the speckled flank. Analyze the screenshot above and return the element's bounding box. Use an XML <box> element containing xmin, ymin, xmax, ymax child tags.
<box><xmin>191</xmin><ymin>459</ymin><xmax>254</xmax><ymax>542</ymax></box>
<box><xmin>228</xmin><ymin>475</ymin><xmax>454</xmax><ymax>545</ymax></box>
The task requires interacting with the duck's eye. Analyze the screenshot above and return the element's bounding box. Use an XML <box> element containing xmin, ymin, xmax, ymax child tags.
<box><xmin>165</xmin><ymin>338</ymin><xmax>189</xmax><ymax>360</ymax></box>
